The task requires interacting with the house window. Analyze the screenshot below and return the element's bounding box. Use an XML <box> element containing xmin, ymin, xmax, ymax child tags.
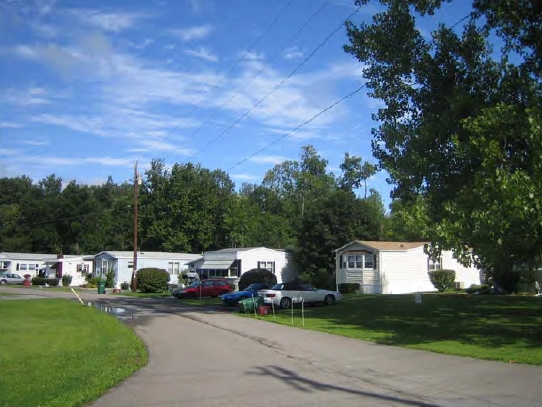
<box><xmin>128</xmin><ymin>261</ymin><xmax>134</xmax><ymax>269</ymax></box>
<box><xmin>364</xmin><ymin>256</ymin><xmax>374</xmax><ymax>269</ymax></box>
<box><xmin>77</xmin><ymin>264</ymin><xmax>89</xmax><ymax>273</ymax></box>
<box><xmin>428</xmin><ymin>257</ymin><xmax>442</xmax><ymax>271</ymax></box>
<box><xmin>347</xmin><ymin>256</ymin><xmax>355</xmax><ymax>268</ymax></box>
<box><xmin>28</xmin><ymin>264</ymin><xmax>36</xmax><ymax>271</ymax></box>
<box><xmin>19</xmin><ymin>264</ymin><xmax>28</xmax><ymax>271</ymax></box>
<box><xmin>257</xmin><ymin>261</ymin><xmax>275</xmax><ymax>273</ymax></box>
<box><xmin>167</xmin><ymin>262</ymin><xmax>180</xmax><ymax>274</ymax></box>
<box><xmin>101</xmin><ymin>260</ymin><xmax>111</xmax><ymax>275</ymax></box>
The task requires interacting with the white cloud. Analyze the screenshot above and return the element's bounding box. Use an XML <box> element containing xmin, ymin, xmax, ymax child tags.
<box><xmin>282</xmin><ymin>46</ymin><xmax>303</xmax><ymax>60</ymax></box>
<box><xmin>22</xmin><ymin>139</ymin><xmax>49</xmax><ymax>146</ymax></box>
<box><xmin>248</xmin><ymin>155</ymin><xmax>287</xmax><ymax>165</ymax></box>
<box><xmin>230</xmin><ymin>173</ymin><xmax>260</xmax><ymax>181</ymax></box>
<box><xmin>184</xmin><ymin>46</ymin><xmax>218</xmax><ymax>62</ymax></box>
<box><xmin>171</xmin><ymin>24</ymin><xmax>213</xmax><ymax>42</ymax></box>
<box><xmin>70</xmin><ymin>9</ymin><xmax>145</xmax><ymax>32</ymax></box>
<box><xmin>3</xmin><ymin>87</ymin><xmax>51</xmax><ymax>106</ymax></box>
<box><xmin>0</xmin><ymin>122</ymin><xmax>24</xmax><ymax>128</ymax></box>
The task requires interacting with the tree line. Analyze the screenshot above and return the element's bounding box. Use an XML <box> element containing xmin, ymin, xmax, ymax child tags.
<box><xmin>0</xmin><ymin>145</ymin><xmax>424</xmax><ymax>282</ymax></box>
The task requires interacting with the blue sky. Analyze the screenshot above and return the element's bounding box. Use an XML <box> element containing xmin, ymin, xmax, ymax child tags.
<box><xmin>0</xmin><ymin>0</ymin><xmax>474</xmax><ymax>208</ymax></box>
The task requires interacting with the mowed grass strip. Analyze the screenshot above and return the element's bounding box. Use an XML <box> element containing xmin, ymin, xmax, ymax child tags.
<box><xmin>242</xmin><ymin>294</ymin><xmax>542</xmax><ymax>365</ymax></box>
<box><xmin>0</xmin><ymin>299</ymin><xmax>148</xmax><ymax>407</ymax></box>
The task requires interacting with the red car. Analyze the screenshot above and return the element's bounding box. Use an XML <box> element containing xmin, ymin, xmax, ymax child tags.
<box><xmin>172</xmin><ymin>278</ymin><xmax>233</xmax><ymax>298</ymax></box>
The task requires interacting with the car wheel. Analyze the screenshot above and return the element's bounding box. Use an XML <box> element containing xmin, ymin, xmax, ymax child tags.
<box><xmin>0</xmin><ymin>280</ymin><xmax>6</xmax><ymax>285</ymax></box>
<box><xmin>280</xmin><ymin>297</ymin><xmax>292</xmax><ymax>309</ymax></box>
<box><xmin>323</xmin><ymin>294</ymin><xmax>335</xmax><ymax>305</ymax></box>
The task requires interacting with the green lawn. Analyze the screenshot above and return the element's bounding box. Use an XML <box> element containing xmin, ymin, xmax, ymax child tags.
<box><xmin>113</xmin><ymin>291</ymin><xmax>172</xmax><ymax>298</ymax></box>
<box><xmin>0</xmin><ymin>291</ymin><xmax>21</xmax><ymax>296</ymax></box>
<box><xmin>242</xmin><ymin>294</ymin><xmax>542</xmax><ymax>365</ymax></box>
<box><xmin>0</xmin><ymin>299</ymin><xmax>148</xmax><ymax>407</ymax></box>
<box><xmin>178</xmin><ymin>297</ymin><xmax>224</xmax><ymax>306</ymax></box>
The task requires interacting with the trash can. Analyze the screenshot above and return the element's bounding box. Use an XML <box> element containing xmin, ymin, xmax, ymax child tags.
<box><xmin>97</xmin><ymin>281</ymin><xmax>106</xmax><ymax>294</ymax></box>
<box><xmin>239</xmin><ymin>296</ymin><xmax>264</xmax><ymax>313</ymax></box>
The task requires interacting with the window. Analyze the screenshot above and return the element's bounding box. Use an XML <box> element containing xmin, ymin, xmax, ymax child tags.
<box><xmin>29</xmin><ymin>264</ymin><xmax>36</xmax><ymax>271</ymax></box>
<box><xmin>347</xmin><ymin>256</ymin><xmax>356</xmax><ymax>268</ymax></box>
<box><xmin>128</xmin><ymin>261</ymin><xmax>134</xmax><ymax>269</ymax></box>
<box><xmin>355</xmin><ymin>255</ymin><xmax>363</xmax><ymax>269</ymax></box>
<box><xmin>217</xmin><ymin>281</ymin><xmax>229</xmax><ymax>286</ymax></box>
<box><xmin>77</xmin><ymin>264</ymin><xmax>90</xmax><ymax>273</ymax></box>
<box><xmin>364</xmin><ymin>256</ymin><xmax>374</xmax><ymax>269</ymax></box>
<box><xmin>20</xmin><ymin>264</ymin><xmax>28</xmax><ymax>271</ymax></box>
<box><xmin>202</xmin><ymin>280</ymin><xmax>215</xmax><ymax>287</ymax></box>
<box><xmin>428</xmin><ymin>257</ymin><xmax>442</xmax><ymax>271</ymax></box>
<box><xmin>101</xmin><ymin>260</ymin><xmax>111</xmax><ymax>275</ymax></box>
<box><xmin>257</xmin><ymin>261</ymin><xmax>275</xmax><ymax>273</ymax></box>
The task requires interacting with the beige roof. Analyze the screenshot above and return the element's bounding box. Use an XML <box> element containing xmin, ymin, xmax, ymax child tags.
<box><xmin>336</xmin><ymin>241</ymin><xmax>428</xmax><ymax>252</ymax></box>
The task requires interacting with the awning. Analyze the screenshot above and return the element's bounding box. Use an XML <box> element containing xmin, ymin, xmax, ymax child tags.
<box><xmin>198</xmin><ymin>260</ymin><xmax>234</xmax><ymax>270</ymax></box>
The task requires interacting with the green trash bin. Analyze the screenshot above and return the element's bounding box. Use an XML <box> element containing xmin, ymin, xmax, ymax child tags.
<box><xmin>239</xmin><ymin>296</ymin><xmax>264</xmax><ymax>313</ymax></box>
<box><xmin>97</xmin><ymin>281</ymin><xmax>106</xmax><ymax>294</ymax></box>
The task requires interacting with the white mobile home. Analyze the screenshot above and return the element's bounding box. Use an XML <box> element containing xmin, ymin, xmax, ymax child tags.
<box><xmin>0</xmin><ymin>252</ymin><xmax>59</xmax><ymax>276</ymax></box>
<box><xmin>43</xmin><ymin>255</ymin><xmax>95</xmax><ymax>286</ymax></box>
<box><xmin>335</xmin><ymin>241</ymin><xmax>481</xmax><ymax>294</ymax></box>
<box><xmin>188</xmin><ymin>247</ymin><xmax>297</xmax><ymax>289</ymax></box>
<box><xmin>93</xmin><ymin>251</ymin><xmax>202</xmax><ymax>288</ymax></box>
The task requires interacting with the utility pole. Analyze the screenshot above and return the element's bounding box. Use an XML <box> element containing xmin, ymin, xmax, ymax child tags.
<box><xmin>131</xmin><ymin>161</ymin><xmax>140</xmax><ymax>292</ymax></box>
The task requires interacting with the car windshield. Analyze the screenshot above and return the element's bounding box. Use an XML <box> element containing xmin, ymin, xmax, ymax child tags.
<box><xmin>270</xmin><ymin>284</ymin><xmax>283</xmax><ymax>290</ymax></box>
<box><xmin>245</xmin><ymin>284</ymin><xmax>264</xmax><ymax>291</ymax></box>
<box><xmin>186</xmin><ymin>282</ymin><xmax>200</xmax><ymax>288</ymax></box>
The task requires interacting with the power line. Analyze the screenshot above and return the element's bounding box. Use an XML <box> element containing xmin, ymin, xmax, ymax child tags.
<box><xmin>186</xmin><ymin>0</ymin><xmax>330</xmax><ymax>160</ymax></box>
<box><xmin>227</xmin><ymin>83</ymin><xmax>366</xmax><ymax>172</ymax></box>
<box><xmin>188</xmin><ymin>4</ymin><xmax>362</xmax><ymax>161</ymax></box>
<box><xmin>180</xmin><ymin>0</ymin><xmax>297</xmax><ymax>126</ymax></box>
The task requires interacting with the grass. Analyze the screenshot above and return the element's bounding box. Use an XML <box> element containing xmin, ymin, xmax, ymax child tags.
<box><xmin>113</xmin><ymin>291</ymin><xmax>172</xmax><ymax>298</ymax></box>
<box><xmin>240</xmin><ymin>294</ymin><xmax>542</xmax><ymax>365</ymax></box>
<box><xmin>0</xmin><ymin>291</ymin><xmax>21</xmax><ymax>296</ymax></box>
<box><xmin>0</xmin><ymin>299</ymin><xmax>148</xmax><ymax>407</ymax></box>
<box><xmin>177</xmin><ymin>297</ymin><xmax>224</xmax><ymax>306</ymax></box>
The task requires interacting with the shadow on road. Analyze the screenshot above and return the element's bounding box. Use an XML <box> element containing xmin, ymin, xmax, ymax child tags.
<box><xmin>247</xmin><ymin>365</ymin><xmax>440</xmax><ymax>407</ymax></box>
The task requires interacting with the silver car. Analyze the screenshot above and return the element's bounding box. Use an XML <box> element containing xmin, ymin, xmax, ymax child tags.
<box><xmin>0</xmin><ymin>273</ymin><xmax>25</xmax><ymax>285</ymax></box>
<box><xmin>258</xmin><ymin>282</ymin><xmax>342</xmax><ymax>309</ymax></box>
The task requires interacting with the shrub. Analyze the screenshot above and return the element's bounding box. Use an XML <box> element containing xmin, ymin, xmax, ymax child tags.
<box><xmin>82</xmin><ymin>283</ymin><xmax>97</xmax><ymax>288</ymax></box>
<box><xmin>427</xmin><ymin>269</ymin><xmax>456</xmax><ymax>292</ymax></box>
<box><xmin>120</xmin><ymin>281</ymin><xmax>130</xmax><ymax>290</ymax></box>
<box><xmin>465</xmin><ymin>284</ymin><xmax>491</xmax><ymax>294</ymax></box>
<box><xmin>105</xmin><ymin>268</ymin><xmax>116</xmax><ymax>288</ymax></box>
<box><xmin>298</xmin><ymin>269</ymin><xmax>335</xmax><ymax>290</ymax></box>
<box><xmin>338</xmin><ymin>283</ymin><xmax>360</xmax><ymax>294</ymax></box>
<box><xmin>238</xmin><ymin>268</ymin><xmax>278</xmax><ymax>291</ymax></box>
<box><xmin>61</xmin><ymin>275</ymin><xmax>73</xmax><ymax>287</ymax></box>
<box><xmin>31</xmin><ymin>277</ymin><xmax>60</xmax><ymax>286</ymax></box>
<box><xmin>91</xmin><ymin>277</ymin><xmax>103</xmax><ymax>286</ymax></box>
<box><xmin>136</xmin><ymin>268</ymin><xmax>170</xmax><ymax>293</ymax></box>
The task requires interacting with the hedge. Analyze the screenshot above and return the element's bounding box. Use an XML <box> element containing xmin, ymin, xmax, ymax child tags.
<box><xmin>428</xmin><ymin>269</ymin><xmax>456</xmax><ymax>292</ymax></box>
<box><xmin>338</xmin><ymin>283</ymin><xmax>359</xmax><ymax>294</ymax></box>
<box><xmin>31</xmin><ymin>277</ymin><xmax>60</xmax><ymax>287</ymax></box>
<box><xmin>136</xmin><ymin>268</ymin><xmax>170</xmax><ymax>293</ymax></box>
<box><xmin>238</xmin><ymin>269</ymin><xmax>277</xmax><ymax>291</ymax></box>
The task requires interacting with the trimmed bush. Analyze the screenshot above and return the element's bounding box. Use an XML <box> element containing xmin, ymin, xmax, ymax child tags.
<box><xmin>62</xmin><ymin>275</ymin><xmax>73</xmax><ymax>287</ymax></box>
<box><xmin>120</xmin><ymin>281</ymin><xmax>130</xmax><ymax>290</ymax></box>
<box><xmin>428</xmin><ymin>269</ymin><xmax>456</xmax><ymax>292</ymax></box>
<box><xmin>91</xmin><ymin>277</ymin><xmax>103</xmax><ymax>286</ymax></box>
<box><xmin>298</xmin><ymin>269</ymin><xmax>335</xmax><ymax>290</ymax></box>
<box><xmin>31</xmin><ymin>277</ymin><xmax>60</xmax><ymax>286</ymax></box>
<box><xmin>238</xmin><ymin>268</ymin><xmax>278</xmax><ymax>291</ymax></box>
<box><xmin>338</xmin><ymin>283</ymin><xmax>359</xmax><ymax>294</ymax></box>
<box><xmin>136</xmin><ymin>268</ymin><xmax>170</xmax><ymax>293</ymax></box>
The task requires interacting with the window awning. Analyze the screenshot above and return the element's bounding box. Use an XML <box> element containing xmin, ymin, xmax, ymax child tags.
<box><xmin>198</xmin><ymin>260</ymin><xmax>234</xmax><ymax>270</ymax></box>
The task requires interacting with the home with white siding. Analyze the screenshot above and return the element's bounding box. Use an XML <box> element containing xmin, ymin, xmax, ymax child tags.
<box><xmin>0</xmin><ymin>252</ymin><xmax>58</xmax><ymax>275</ymax></box>
<box><xmin>334</xmin><ymin>241</ymin><xmax>481</xmax><ymax>294</ymax></box>
<box><xmin>187</xmin><ymin>247</ymin><xmax>297</xmax><ymax>289</ymax></box>
<box><xmin>93</xmin><ymin>251</ymin><xmax>202</xmax><ymax>288</ymax></box>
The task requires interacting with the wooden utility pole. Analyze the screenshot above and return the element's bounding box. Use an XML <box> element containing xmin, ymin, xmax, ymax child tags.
<box><xmin>131</xmin><ymin>161</ymin><xmax>140</xmax><ymax>292</ymax></box>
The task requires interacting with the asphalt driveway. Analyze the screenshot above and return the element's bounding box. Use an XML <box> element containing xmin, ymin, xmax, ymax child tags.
<box><xmin>2</xmin><ymin>287</ymin><xmax>541</xmax><ymax>407</ymax></box>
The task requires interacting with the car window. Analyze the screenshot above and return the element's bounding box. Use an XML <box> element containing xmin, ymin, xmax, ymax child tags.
<box><xmin>283</xmin><ymin>282</ymin><xmax>301</xmax><ymax>290</ymax></box>
<box><xmin>202</xmin><ymin>280</ymin><xmax>215</xmax><ymax>286</ymax></box>
<box><xmin>300</xmin><ymin>284</ymin><xmax>316</xmax><ymax>291</ymax></box>
<box><xmin>216</xmin><ymin>281</ymin><xmax>228</xmax><ymax>286</ymax></box>
<box><xmin>13</xmin><ymin>274</ymin><xmax>21</xmax><ymax>278</ymax></box>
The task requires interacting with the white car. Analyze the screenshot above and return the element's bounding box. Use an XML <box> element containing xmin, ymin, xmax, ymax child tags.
<box><xmin>258</xmin><ymin>282</ymin><xmax>342</xmax><ymax>309</ymax></box>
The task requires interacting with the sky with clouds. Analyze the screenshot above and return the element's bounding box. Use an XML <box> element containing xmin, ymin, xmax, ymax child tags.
<box><xmin>0</xmin><ymin>0</ymin><xmax>474</xmax><ymax>207</ymax></box>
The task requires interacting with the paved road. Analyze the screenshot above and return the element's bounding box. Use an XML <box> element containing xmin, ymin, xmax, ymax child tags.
<box><xmin>2</xmin><ymin>287</ymin><xmax>541</xmax><ymax>407</ymax></box>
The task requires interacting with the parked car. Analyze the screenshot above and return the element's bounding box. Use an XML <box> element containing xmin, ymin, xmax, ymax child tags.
<box><xmin>258</xmin><ymin>282</ymin><xmax>342</xmax><ymax>309</ymax></box>
<box><xmin>0</xmin><ymin>272</ymin><xmax>25</xmax><ymax>285</ymax></box>
<box><xmin>172</xmin><ymin>278</ymin><xmax>233</xmax><ymax>299</ymax></box>
<box><xmin>220</xmin><ymin>283</ymin><xmax>270</xmax><ymax>305</ymax></box>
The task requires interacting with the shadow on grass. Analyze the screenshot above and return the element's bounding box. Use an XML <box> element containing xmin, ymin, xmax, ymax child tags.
<box><xmin>246</xmin><ymin>365</ymin><xmax>439</xmax><ymax>407</ymax></box>
<box><xmin>293</xmin><ymin>295</ymin><xmax>542</xmax><ymax>351</ymax></box>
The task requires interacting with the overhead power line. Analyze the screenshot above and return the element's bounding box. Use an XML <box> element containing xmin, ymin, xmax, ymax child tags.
<box><xmin>227</xmin><ymin>83</ymin><xmax>366</xmax><ymax>172</ymax></box>
<box><xmin>186</xmin><ymin>0</ymin><xmax>330</xmax><ymax>160</ymax></box>
<box><xmin>180</xmin><ymin>0</ymin><xmax>297</xmax><ymax>126</ymax></box>
<box><xmin>188</xmin><ymin>4</ymin><xmax>362</xmax><ymax>161</ymax></box>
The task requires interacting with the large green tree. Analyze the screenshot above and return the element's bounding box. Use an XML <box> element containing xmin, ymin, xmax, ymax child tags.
<box><xmin>344</xmin><ymin>0</ymin><xmax>542</xmax><ymax>286</ymax></box>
